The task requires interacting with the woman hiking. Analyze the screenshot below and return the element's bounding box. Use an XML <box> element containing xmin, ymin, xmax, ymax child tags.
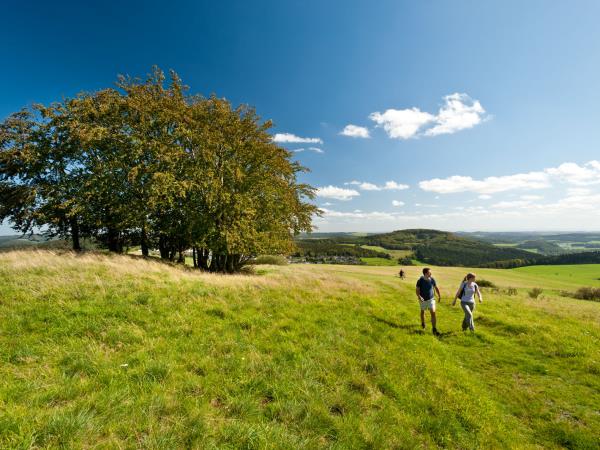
<box><xmin>452</xmin><ymin>273</ymin><xmax>483</xmax><ymax>331</ymax></box>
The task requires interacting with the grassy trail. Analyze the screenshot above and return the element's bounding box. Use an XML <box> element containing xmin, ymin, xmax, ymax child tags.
<box><xmin>0</xmin><ymin>251</ymin><xmax>598</xmax><ymax>448</ymax></box>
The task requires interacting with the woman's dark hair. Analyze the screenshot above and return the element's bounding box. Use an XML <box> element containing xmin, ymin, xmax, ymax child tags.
<box><xmin>423</xmin><ymin>267</ymin><xmax>430</xmax><ymax>275</ymax></box>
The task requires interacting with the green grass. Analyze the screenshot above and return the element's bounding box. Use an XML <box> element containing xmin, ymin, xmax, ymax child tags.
<box><xmin>0</xmin><ymin>251</ymin><xmax>599</xmax><ymax>448</ymax></box>
<box><xmin>359</xmin><ymin>245</ymin><xmax>412</xmax><ymax>259</ymax></box>
<box><xmin>511</xmin><ymin>264</ymin><xmax>600</xmax><ymax>288</ymax></box>
<box><xmin>360</xmin><ymin>257</ymin><xmax>398</xmax><ymax>266</ymax></box>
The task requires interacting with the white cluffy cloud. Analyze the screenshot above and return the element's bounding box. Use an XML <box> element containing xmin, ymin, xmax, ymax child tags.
<box><xmin>316</xmin><ymin>185</ymin><xmax>360</xmax><ymax>201</ymax></box>
<box><xmin>273</xmin><ymin>133</ymin><xmax>323</xmax><ymax>144</ymax></box>
<box><xmin>419</xmin><ymin>160</ymin><xmax>600</xmax><ymax>195</ymax></box>
<box><xmin>345</xmin><ymin>180</ymin><xmax>409</xmax><ymax>191</ymax></box>
<box><xmin>293</xmin><ymin>147</ymin><xmax>324</xmax><ymax>154</ymax></box>
<box><xmin>545</xmin><ymin>161</ymin><xmax>600</xmax><ymax>186</ymax></box>
<box><xmin>319</xmin><ymin>208</ymin><xmax>396</xmax><ymax>220</ymax></box>
<box><xmin>520</xmin><ymin>195</ymin><xmax>543</xmax><ymax>201</ymax></box>
<box><xmin>392</xmin><ymin>200</ymin><xmax>405</xmax><ymax>207</ymax></box>
<box><xmin>340</xmin><ymin>124</ymin><xmax>370</xmax><ymax>138</ymax></box>
<box><xmin>425</xmin><ymin>93</ymin><xmax>486</xmax><ymax>136</ymax></box>
<box><xmin>369</xmin><ymin>108</ymin><xmax>435</xmax><ymax>140</ymax></box>
<box><xmin>491</xmin><ymin>200</ymin><xmax>533</xmax><ymax>209</ymax></box>
<box><xmin>420</xmin><ymin>172</ymin><xmax>550</xmax><ymax>195</ymax></box>
<box><xmin>369</xmin><ymin>93</ymin><xmax>486</xmax><ymax>140</ymax></box>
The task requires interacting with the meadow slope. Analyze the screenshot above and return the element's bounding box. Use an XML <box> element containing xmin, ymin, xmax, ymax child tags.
<box><xmin>0</xmin><ymin>251</ymin><xmax>599</xmax><ymax>448</ymax></box>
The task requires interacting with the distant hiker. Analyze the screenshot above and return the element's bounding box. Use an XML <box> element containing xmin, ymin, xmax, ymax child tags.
<box><xmin>452</xmin><ymin>273</ymin><xmax>483</xmax><ymax>331</ymax></box>
<box><xmin>399</xmin><ymin>269</ymin><xmax>405</xmax><ymax>279</ymax></box>
<box><xmin>416</xmin><ymin>267</ymin><xmax>441</xmax><ymax>335</ymax></box>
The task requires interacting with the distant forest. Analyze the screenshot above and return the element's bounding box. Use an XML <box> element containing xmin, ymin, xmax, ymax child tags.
<box><xmin>296</xmin><ymin>229</ymin><xmax>600</xmax><ymax>268</ymax></box>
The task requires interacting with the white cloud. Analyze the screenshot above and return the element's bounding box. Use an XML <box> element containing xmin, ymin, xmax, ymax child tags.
<box><xmin>273</xmin><ymin>133</ymin><xmax>323</xmax><ymax>144</ymax></box>
<box><xmin>319</xmin><ymin>208</ymin><xmax>396</xmax><ymax>220</ymax></box>
<box><xmin>344</xmin><ymin>180</ymin><xmax>409</xmax><ymax>191</ymax></box>
<box><xmin>392</xmin><ymin>200</ymin><xmax>405</xmax><ymax>207</ymax></box>
<box><xmin>567</xmin><ymin>187</ymin><xmax>592</xmax><ymax>196</ymax></box>
<box><xmin>369</xmin><ymin>93</ymin><xmax>486</xmax><ymax>140</ymax></box>
<box><xmin>520</xmin><ymin>195</ymin><xmax>543</xmax><ymax>201</ymax></box>
<box><xmin>358</xmin><ymin>182</ymin><xmax>380</xmax><ymax>191</ymax></box>
<box><xmin>316</xmin><ymin>185</ymin><xmax>360</xmax><ymax>201</ymax></box>
<box><xmin>491</xmin><ymin>200</ymin><xmax>533</xmax><ymax>209</ymax></box>
<box><xmin>425</xmin><ymin>93</ymin><xmax>486</xmax><ymax>137</ymax></box>
<box><xmin>313</xmin><ymin>189</ymin><xmax>600</xmax><ymax>232</ymax></box>
<box><xmin>478</xmin><ymin>194</ymin><xmax>492</xmax><ymax>200</ymax></box>
<box><xmin>369</xmin><ymin>108</ymin><xmax>435</xmax><ymax>139</ymax></box>
<box><xmin>419</xmin><ymin>172</ymin><xmax>550</xmax><ymax>194</ymax></box>
<box><xmin>420</xmin><ymin>160</ymin><xmax>600</xmax><ymax>195</ymax></box>
<box><xmin>340</xmin><ymin>124</ymin><xmax>370</xmax><ymax>138</ymax></box>
<box><xmin>322</xmin><ymin>202</ymin><xmax>334</xmax><ymax>206</ymax></box>
<box><xmin>549</xmin><ymin>191</ymin><xmax>600</xmax><ymax>211</ymax></box>
<box><xmin>384</xmin><ymin>181</ymin><xmax>409</xmax><ymax>191</ymax></box>
<box><xmin>545</xmin><ymin>161</ymin><xmax>600</xmax><ymax>186</ymax></box>
<box><xmin>294</xmin><ymin>147</ymin><xmax>324</xmax><ymax>154</ymax></box>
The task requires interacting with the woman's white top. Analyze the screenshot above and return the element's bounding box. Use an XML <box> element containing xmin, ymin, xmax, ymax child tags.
<box><xmin>460</xmin><ymin>282</ymin><xmax>478</xmax><ymax>303</ymax></box>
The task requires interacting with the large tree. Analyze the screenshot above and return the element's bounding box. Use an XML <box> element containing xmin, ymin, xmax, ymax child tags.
<box><xmin>0</xmin><ymin>67</ymin><xmax>318</xmax><ymax>271</ymax></box>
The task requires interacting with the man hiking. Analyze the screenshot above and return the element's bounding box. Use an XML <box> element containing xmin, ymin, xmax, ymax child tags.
<box><xmin>416</xmin><ymin>267</ymin><xmax>441</xmax><ymax>335</ymax></box>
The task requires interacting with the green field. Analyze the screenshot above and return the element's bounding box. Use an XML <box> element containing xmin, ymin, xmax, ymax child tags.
<box><xmin>512</xmin><ymin>264</ymin><xmax>600</xmax><ymax>288</ymax></box>
<box><xmin>0</xmin><ymin>251</ymin><xmax>599</xmax><ymax>448</ymax></box>
<box><xmin>359</xmin><ymin>245</ymin><xmax>412</xmax><ymax>259</ymax></box>
<box><xmin>360</xmin><ymin>257</ymin><xmax>398</xmax><ymax>266</ymax></box>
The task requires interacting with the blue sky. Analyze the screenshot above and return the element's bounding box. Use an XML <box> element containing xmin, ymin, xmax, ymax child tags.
<box><xmin>2</xmin><ymin>0</ymin><xmax>600</xmax><ymax>234</ymax></box>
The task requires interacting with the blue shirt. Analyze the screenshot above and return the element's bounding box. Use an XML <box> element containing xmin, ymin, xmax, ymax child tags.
<box><xmin>416</xmin><ymin>276</ymin><xmax>437</xmax><ymax>300</ymax></box>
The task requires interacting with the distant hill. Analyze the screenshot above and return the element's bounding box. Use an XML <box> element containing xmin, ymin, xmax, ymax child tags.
<box><xmin>0</xmin><ymin>235</ymin><xmax>42</xmax><ymax>248</ymax></box>
<box><xmin>536</xmin><ymin>251</ymin><xmax>600</xmax><ymax>265</ymax></box>
<box><xmin>516</xmin><ymin>240</ymin><xmax>564</xmax><ymax>255</ymax></box>
<box><xmin>358</xmin><ymin>229</ymin><xmax>538</xmax><ymax>267</ymax></box>
<box><xmin>0</xmin><ymin>234</ymin><xmax>67</xmax><ymax>250</ymax></box>
<box><xmin>296</xmin><ymin>229</ymin><xmax>542</xmax><ymax>267</ymax></box>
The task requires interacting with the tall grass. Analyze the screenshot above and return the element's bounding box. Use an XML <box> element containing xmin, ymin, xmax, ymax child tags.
<box><xmin>0</xmin><ymin>251</ymin><xmax>598</xmax><ymax>448</ymax></box>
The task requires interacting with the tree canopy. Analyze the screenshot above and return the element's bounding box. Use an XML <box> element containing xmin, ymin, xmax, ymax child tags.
<box><xmin>0</xmin><ymin>67</ymin><xmax>318</xmax><ymax>272</ymax></box>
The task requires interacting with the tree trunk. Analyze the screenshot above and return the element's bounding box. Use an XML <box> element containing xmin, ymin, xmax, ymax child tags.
<box><xmin>210</xmin><ymin>254</ymin><xmax>226</xmax><ymax>272</ymax></box>
<box><xmin>226</xmin><ymin>254</ymin><xmax>235</xmax><ymax>273</ymax></box>
<box><xmin>198</xmin><ymin>248</ymin><xmax>210</xmax><ymax>270</ymax></box>
<box><xmin>232</xmin><ymin>254</ymin><xmax>246</xmax><ymax>272</ymax></box>
<box><xmin>158</xmin><ymin>235</ymin><xmax>169</xmax><ymax>259</ymax></box>
<box><xmin>141</xmin><ymin>224</ymin><xmax>149</xmax><ymax>257</ymax></box>
<box><xmin>70</xmin><ymin>218</ymin><xmax>81</xmax><ymax>252</ymax></box>
<box><xmin>107</xmin><ymin>228</ymin><xmax>122</xmax><ymax>253</ymax></box>
<box><xmin>177</xmin><ymin>247</ymin><xmax>185</xmax><ymax>264</ymax></box>
<box><xmin>192</xmin><ymin>246</ymin><xmax>197</xmax><ymax>268</ymax></box>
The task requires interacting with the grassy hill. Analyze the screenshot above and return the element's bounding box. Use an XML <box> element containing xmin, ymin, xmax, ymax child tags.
<box><xmin>516</xmin><ymin>240</ymin><xmax>565</xmax><ymax>255</ymax></box>
<box><xmin>359</xmin><ymin>229</ymin><xmax>539</xmax><ymax>266</ymax></box>
<box><xmin>299</xmin><ymin>229</ymin><xmax>600</xmax><ymax>268</ymax></box>
<box><xmin>297</xmin><ymin>229</ymin><xmax>541</xmax><ymax>267</ymax></box>
<box><xmin>0</xmin><ymin>251</ymin><xmax>599</xmax><ymax>448</ymax></box>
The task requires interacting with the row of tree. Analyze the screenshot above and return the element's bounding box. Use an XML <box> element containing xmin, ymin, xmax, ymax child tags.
<box><xmin>0</xmin><ymin>68</ymin><xmax>318</xmax><ymax>272</ymax></box>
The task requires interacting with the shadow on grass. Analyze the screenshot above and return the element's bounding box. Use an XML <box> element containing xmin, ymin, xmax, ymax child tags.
<box><xmin>370</xmin><ymin>315</ymin><xmax>420</xmax><ymax>331</ymax></box>
<box><xmin>370</xmin><ymin>315</ymin><xmax>453</xmax><ymax>338</ymax></box>
<box><xmin>370</xmin><ymin>314</ymin><xmax>493</xmax><ymax>343</ymax></box>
